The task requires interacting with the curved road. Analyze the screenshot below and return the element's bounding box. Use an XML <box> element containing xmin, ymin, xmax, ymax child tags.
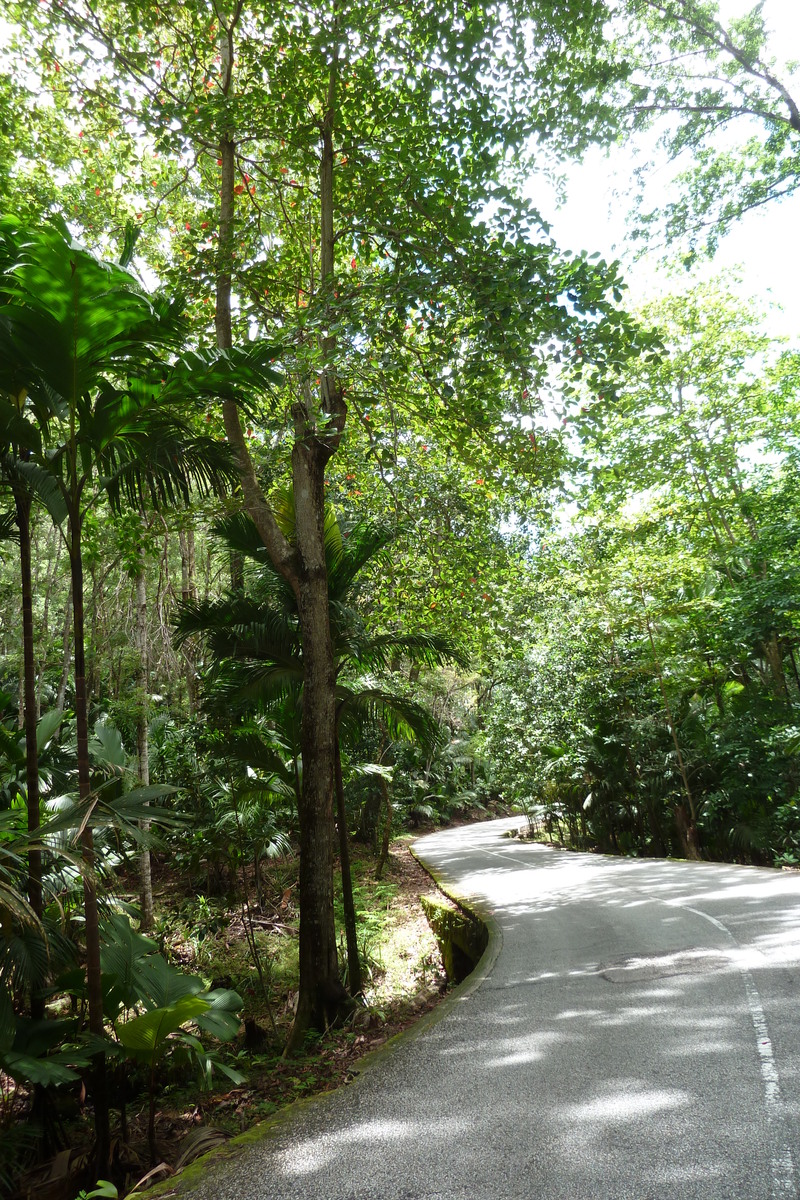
<box><xmin>180</xmin><ymin>818</ymin><xmax>800</xmax><ymax>1199</ymax></box>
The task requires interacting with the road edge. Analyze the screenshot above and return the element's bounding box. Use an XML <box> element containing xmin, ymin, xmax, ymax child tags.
<box><xmin>137</xmin><ymin>832</ymin><xmax>502</xmax><ymax>1198</ymax></box>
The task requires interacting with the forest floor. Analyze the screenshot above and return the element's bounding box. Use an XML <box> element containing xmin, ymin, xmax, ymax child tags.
<box><xmin>12</xmin><ymin>836</ymin><xmax>455</xmax><ymax>1200</ymax></box>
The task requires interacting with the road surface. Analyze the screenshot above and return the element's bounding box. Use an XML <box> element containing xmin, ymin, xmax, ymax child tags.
<box><xmin>178</xmin><ymin>817</ymin><xmax>800</xmax><ymax>1199</ymax></box>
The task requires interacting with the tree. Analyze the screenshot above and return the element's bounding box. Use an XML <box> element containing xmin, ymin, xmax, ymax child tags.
<box><xmin>482</xmin><ymin>279</ymin><xmax>800</xmax><ymax>865</ymax></box>
<box><xmin>598</xmin><ymin>0</ymin><xmax>800</xmax><ymax>254</ymax></box>
<box><xmin>178</xmin><ymin>497</ymin><xmax>460</xmax><ymax>1009</ymax></box>
<box><xmin>0</xmin><ymin>232</ymin><xmax>73</xmax><ymax>1024</ymax></box>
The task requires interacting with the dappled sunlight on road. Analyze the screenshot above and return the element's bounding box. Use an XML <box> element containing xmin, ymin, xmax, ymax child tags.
<box><xmin>186</xmin><ymin>817</ymin><xmax>800</xmax><ymax>1199</ymax></box>
<box><xmin>478</xmin><ymin>1029</ymin><xmax>566</xmax><ymax>1069</ymax></box>
<box><xmin>280</xmin><ymin>1115</ymin><xmax>465</xmax><ymax>1177</ymax></box>
<box><xmin>563</xmin><ymin>1082</ymin><xmax>691</xmax><ymax>1121</ymax></box>
<box><xmin>263</xmin><ymin>915</ymin><xmax>787</xmax><ymax>1195</ymax></box>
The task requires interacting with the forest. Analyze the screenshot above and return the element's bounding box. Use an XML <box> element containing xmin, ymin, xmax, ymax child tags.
<box><xmin>0</xmin><ymin>0</ymin><xmax>798</xmax><ymax>1195</ymax></box>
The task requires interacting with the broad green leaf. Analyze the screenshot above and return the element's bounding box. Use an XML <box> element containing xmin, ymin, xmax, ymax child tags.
<box><xmin>0</xmin><ymin>1049</ymin><xmax>80</xmax><ymax>1087</ymax></box>
<box><xmin>194</xmin><ymin>989</ymin><xmax>243</xmax><ymax>1041</ymax></box>
<box><xmin>116</xmin><ymin>995</ymin><xmax>209</xmax><ymax>1057</ymax></box>
<box><xmin>35</xmin><ymin>708</ymin><xmax>64</xmax><ymax>754</ymax></box>
<box><xmin>135</xmin><ymin>954</ymin><xmax>204</xmax><ymax>1010</ymax></box>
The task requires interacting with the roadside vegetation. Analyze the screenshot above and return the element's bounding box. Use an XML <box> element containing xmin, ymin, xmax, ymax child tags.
<box><xmin>6</xmin><ymin>836</ymin><xmax>456</xmax><ymax>1200</ymax></box>
<box><xmin>0</xmin><ymin>0</ymin><xmax>798</xmax><ymax>1195</ymax></box>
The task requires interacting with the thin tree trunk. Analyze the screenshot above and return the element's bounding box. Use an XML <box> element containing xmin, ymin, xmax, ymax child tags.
<box><xmin>375</xmin><ymin>774</ymin><xmax>393</xmax><ymax>882</ymax></box>
<box><xmin>178</xmin><ymin>527</ymin><xmax>198</xmax><ymax>713</ymax></box>
<box><xmin>69</xmin><ymin>518</ymin><xmax>110</xmax><ymax>1171</ymax></box>
<box><xmin>55</xmin><ymin>585</ymin><xmax>72</xmax><ymax>714</ymax></box>
<box><xmin>334</xmin><ymin>737</ymin><xmax>362</xmax><ymax>996</ymax></box>
<box><xmin>135</xmin><ymin>538</ymin><xmax>153</xmax><ymax>930</ymax></box>
<box><xmin>764</xmin><ymin>633</ymin><xmax>791</xmax><ymax>703</ymax></box>
<box><xmin>15</xmin><ymin>487</ymin><xmax>45</xmax><ymax>1020</ymax></box>
<box><xmin>17</xmin><ymin>660</ymin><xmax>24</xmax><ymax>730</ymax></box>
<box><xmin>787</xmin><ymin>643</ymin><xmax>800</xmax><ymax>700</ymax></box>
<box><xmin>36</xmin><ymin>523</ymin><xmax>62</xmax><ymax>720</ymax></box>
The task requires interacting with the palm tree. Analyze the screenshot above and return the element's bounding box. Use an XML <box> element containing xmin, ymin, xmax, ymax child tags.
<box><xmin>0</xmin><ymin>234</ymin><xmax>70</xmax><ymax>1023</ymax></box>
<box><xmin>177</xmin><ymin>494</ymin><xmax>464</xmax><ymax>1011</ymax></box>
<box><xmin>0</xmin><ymin>214</ymin><xmax>276</xmax><ymax>1169</ymax></box>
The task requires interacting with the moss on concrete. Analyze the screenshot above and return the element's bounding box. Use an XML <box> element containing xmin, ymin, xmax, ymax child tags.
<box><xmin>420</xmin><ymin>895</ymin><xmax>488</xmax><ymax>983</ymax></box>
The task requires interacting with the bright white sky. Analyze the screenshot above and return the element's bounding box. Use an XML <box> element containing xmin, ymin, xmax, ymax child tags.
<box><xmin>526</xmin><ymin>0</ymin><xmax>800</xmax><ymax>341</ymax></box>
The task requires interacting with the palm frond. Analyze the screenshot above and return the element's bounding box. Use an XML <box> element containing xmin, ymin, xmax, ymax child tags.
<box><xmin>269</xmin><ymin>484</ymin><xmax>344</xmax><ymax>567</ymax></box>
<box><xmin>175</xmin><ymin>597</ymin><xmax>300</xmax><ymax>665</ymax></box>
<box><xmin>13</xmin><ymin>459</ymin><xmax>68</xmax><ymax>524</ymax></box>
<box><xmin>336</xmin><ymin>629</ymin><xmax>467</xmax><ymax>673</ymax></box>
<box><xmin>163</xmin><ymin>343</ymin><xmax>281</xmax><ymax>411</ymax></box>
<box><xmin>212</xmin><ymin>509</ymin><xmax>275</xmax><ymax>565</ymax></box>
<box><xmin>0</xmin><ymin>216</ymin><xmax>181</xmax><ymax>401</ymax></box>
<box><xmin>0</xmin><ymin>926</ymin><xmax>51</xmax><ymax>993</ymax></box>
<box><xmin>100</xmin><ymin>423</ymin><xmax>239</xmax><ymax>514</ymax></box>
<box><xmin>0</xmin><ymin>509</ymin><xmax>17</xmax><ymax>544</ymax></box>
<box><xmin>226</xmin><ymin>731</ymin><xmax>293</xmax><ymax>775</ymax></box>
<box><xmin>0</xmin><ymin>396</ymin><xmax>42</xmax><ymax>455</ymax></box>
<box><xmin>337</xmin><ymin>682</ymin><xmax>442</xmax><ymax>752</ymax></box>
<box><xmin>209</xmin><ymin>661</ymin><xmax>304</xmax><ymax>709</ymax></box>
<box><xmin>328</xmin><ymin>521</ymin><xmax>394</xmax><ymax>598</ymax></box>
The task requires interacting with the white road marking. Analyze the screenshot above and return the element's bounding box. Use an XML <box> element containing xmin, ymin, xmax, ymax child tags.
<box><xmin>684</xmin><ymin>905</ymin><xmax>796</xmax><ymax>1199</ymax></box>
<box><xmin>423</xmin><ymin>828</ymin><xmax>800</xmax><ymax>1197</ymax></box>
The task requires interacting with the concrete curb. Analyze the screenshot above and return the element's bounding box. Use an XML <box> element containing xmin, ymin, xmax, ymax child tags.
<box><xmin>137</xmin><ymin>835</ymin><xmax>501</xmax><ymax>1198</ymax></box>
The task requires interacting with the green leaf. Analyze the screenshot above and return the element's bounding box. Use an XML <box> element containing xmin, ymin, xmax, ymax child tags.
<box><xmin>90</xmin><ymin>720</ymin><xmax>125</xmax><ymax>769</ymax></box>
<box><xmin>35</xmin><ymin>708</ymin><xmax>64</xmax><ymax>754</ymax></box>
<box><xmin>116</xmin><ymin>995</ymin><xmax>209</xmax><ymax>1058</ymax></box>
<box><xmin>194</xmin><ymin>989</ymin><xmax>243</xmax><ymax>1041</ymax></box>
<box><xmin>135</xmin><ymin>954</ymin><xmax>204</xmax><ymax>1010</ymax></box>
<box><xmin>100</xmin><ymin>913</ymin><xmax>158</xmax><ymax>1015</ymax></box>
<box><xmin>83</xmin><ymin>1182</ymin><xmax>119</xmax><ymax>1199</ymax></box>
<box><xmin>0</xmin><ymin>1049</ymin><xmax>80</xmax><ymax>1087</ymax></box>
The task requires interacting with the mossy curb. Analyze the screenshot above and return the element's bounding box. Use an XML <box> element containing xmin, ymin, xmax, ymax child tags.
<box><xmin>420</xmin><ymin>894</ymin><xmax>488</xmax><ymax>983</ymax></box>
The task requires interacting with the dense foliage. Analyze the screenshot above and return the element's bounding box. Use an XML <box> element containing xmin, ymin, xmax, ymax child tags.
<box><xmin>0</xmin><ymin>0</ymin><xmax>797</xmax><ymax>1194</ymax></box>
<box><xmin>480</xmin><ymin>282</ymin><xmax>800</xmax><ymax>864</ymax></box>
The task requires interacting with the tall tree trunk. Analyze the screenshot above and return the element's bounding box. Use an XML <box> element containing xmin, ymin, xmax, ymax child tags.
<box><xmin>178</xmin><ymin>526</ymin><xmax>197</xmax><ymax>604</ymax></box>
<box><xmin>14</xmin><ymin>487</ymin><xmax>45</xmax><ymax>1020</ymax></box>
<box><xmin>375</xmin><ymin>772</ymin><xmax>393</xmax><ymax>882</ymax></box>
<box><xmin>36</xmin><ymin>523</ymin><xmax>62</xmax><ymax>720</ymax></box>
<box><xmin>286</xmin><ymin>452</ymin><xmax>349</xmax><ymax>1049</ymax></box>
<box><xmin>178</xmin><ymin>527</ymin><xmax>198</xmax><ymax>714</ymax></box>
<box><xmin>764</xmin><ymin>633</ymin><xmax>790</xmax><ymax>703</ymax></box>
<box><xmin>283</xmin><ymin>56</ymin><xmax>351</xmax><ymax>1042</ymax></box>
<box><xmin>68</xmin><ymin>517</ymin><xmax>110</xmax><ymax>1171</ymax></box>
<box><xmin>135</xmin><ymin>538</ymin><xmax>153</xmax><ymax>930</ymax></box>
<box><xmin>214</xmin><ymin>8</ymin><xmax>349</xmax><ymax>1052</ymax></box>
<box><xmin>55</xmin><ymin>585</ymin><xmax>72</xmax><ymax>715</ymax></box>
<box><xmin>787</xmin><ymin>643</ymin><xmax>800</xmax><ymax>700</ymax></box>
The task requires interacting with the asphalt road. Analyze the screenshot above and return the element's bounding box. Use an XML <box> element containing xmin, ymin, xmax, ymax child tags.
<box><xmin>179</xmin><ymin>817</ymin><xmax>800</xmax><ymax>1199</ymax></box>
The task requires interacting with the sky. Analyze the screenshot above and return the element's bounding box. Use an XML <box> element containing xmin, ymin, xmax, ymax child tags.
<box><xmin>533</xmin><ymin>147</ymin><xmax>799</xmax><ymax>340</ymax></box>
<box><xmin>526</xmin><ymin>0</ymin><xmax>800</xmax><ymax>342</ymax></box>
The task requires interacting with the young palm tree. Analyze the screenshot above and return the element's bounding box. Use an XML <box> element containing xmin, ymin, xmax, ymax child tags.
<box><xmin>177</xmin><ymin>494</ymin><xmax>465</xmax><ymax>1007</ymax></box>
